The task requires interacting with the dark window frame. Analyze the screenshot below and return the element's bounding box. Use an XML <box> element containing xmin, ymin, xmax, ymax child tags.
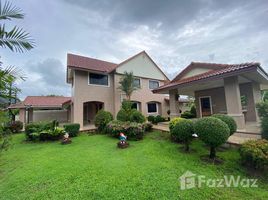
<box><xmin>149</xmin><ymin>80</ymin><xmax>160</xmax><ymax>89</ymax></box>
<box><xmin>88</xmin><ymin>72</ymin><xmax>109</xmax><ymax>86</ymax></box>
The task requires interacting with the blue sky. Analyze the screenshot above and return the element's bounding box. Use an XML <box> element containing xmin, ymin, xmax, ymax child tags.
<box><xmin>2</xmin><ymin>0</ymin><xmax>268</xmax><ymax>99</ymax></box>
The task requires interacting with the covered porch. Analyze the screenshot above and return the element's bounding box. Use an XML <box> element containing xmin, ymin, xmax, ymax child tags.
<box><xmin>153</xmin><ymin>62</ymin><xmax>268</xmax><ymax>132</ymax></box>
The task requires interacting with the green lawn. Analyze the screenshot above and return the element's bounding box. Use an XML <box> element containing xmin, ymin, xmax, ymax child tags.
<box><xmin>0</xmin><ymin>131</ymin><xmax>267</xmax><ymax>200</ymax></box>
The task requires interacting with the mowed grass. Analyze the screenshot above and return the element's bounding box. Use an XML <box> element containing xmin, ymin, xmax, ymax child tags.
<box><xmin>0</xmin><ymin>131</ymin><xmax>268</xmax><ymax>200</ymax></box>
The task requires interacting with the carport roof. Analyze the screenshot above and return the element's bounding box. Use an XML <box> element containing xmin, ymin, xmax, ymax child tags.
<box><xmin>8</xmin><ymin>96</ymin><xmax>71</xmax><ymax>109</ymax></box>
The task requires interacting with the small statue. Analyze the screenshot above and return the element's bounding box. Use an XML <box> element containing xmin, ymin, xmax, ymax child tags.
<box><xmin>61</xmin><ymin>132</ymin><xmax>72</xmax><ymax>144</ymax></box>
<box><xmin>118</xmin><ymin>132</ymin><xmax>129</xmax><ymax>148</ymax></box>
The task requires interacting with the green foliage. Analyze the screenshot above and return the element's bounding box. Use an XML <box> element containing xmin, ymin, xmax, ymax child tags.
<box><xmin>212</xmin><ymin>114</ymin><xmax>237</xmax><ymax>135</ymax></box>
<box><xmin>143</xmin><ymin>122</ymin><xmax>153</xmax><ymax>132</ymax></box>
<box><xmin>4</xmin><ymin>120</ymin><xmax>23</xmax><ymax>133</ymax></box>
<box><xmin>106</xmin><ymin>120</ymin><xmax>145</xmax><ymax>140</ymax></box>
<box><xmin>169</xmin><ymin>117</ymin><xmax>187</xmax><ymax>132</ymax></box>
<box><xmin>262</xmin><ymin>90</ymin><xmax>268</xmax><ymax>102</ymax></box>
<box><xmin>63</xmin><ymin>123</ymin><xmax>80</xmax><ymax>137</ymax></box>
<box><xmin>256</xmin><ymin>101</ymin><xmax>268</xmax><ymax>118</ymax></box>
<box><xmin>121</xmin><ymin>100</ymin><xmax>133</xmax><ymax>111</ymax></box>
<box><xmin>129</xmin><ymin>110</ymin><xmax>146</xmax><ymax>123</ymax></box>
<box><xmin>118</xmin><ymin>71</ymin><xmax>138</xmax><ymax>100</ymax></box>
<box><xmin>147</xmin><ymin>115</ymin><xmax>165</xmax><ymax>124</ymax></box>
<box><xmin>181</xmin><ymin>105</ymin><xmax>197</xmax><ymax>119</ymax></box>
<box><xmin>171</xmin><ymin>119</ymin><xmax>194</xmax><ymax>151</ymax></box>
<box><xmin>25</xmin><ymin>120</ymin><xmax>62</xmax><ymax>141</ymax></box>
<box><xmin>239</xmin><ymin>139</ymin><xmax>268</xmax><ymax>170</ymax></box>
<box><xmin>116</xmin><ymin>109</ymin><xmax>129</xmax><ymax>122</ymax></box>
<box><xmin>256</xmin><ymin>102</ymin><xmax>268</xmax><ymax>139</ymax></box>
<box><xmin>94</xmin><ymin>110</ymin><xmax>113</xmax><ymax>133</ymax></box>
<box><xmin>260</xmin><ymin>117</ymin><xmax>268</xmax><ymax>140</ymax></box>
<box><xmin>194</xmin><ymin>117</ymin><xmax>230</xmax><ymax>159</ymax></box>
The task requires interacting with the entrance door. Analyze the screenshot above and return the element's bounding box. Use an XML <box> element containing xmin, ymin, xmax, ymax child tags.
<box><xmin>200</xmin><ymin>97</ymin><xmax>212</xmax><ymax>117</ymax></box>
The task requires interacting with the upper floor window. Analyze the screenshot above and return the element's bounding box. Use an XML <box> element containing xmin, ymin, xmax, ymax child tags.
<box><xmin>89</xmin><ymin>73</ymin><xmax>108</xmax><ymax>86</ymax></box>
<box><xmin>149</xmin><ymin>80</ymin><xmax>159</xmax><ymax>89</ymax></box>
<box><xmin>133</xmin><ymin>78</ymin><xmax>141</xmax><ymax>88</ymax></box>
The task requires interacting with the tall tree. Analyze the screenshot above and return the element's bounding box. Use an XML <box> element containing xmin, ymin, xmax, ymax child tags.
<box><xmin>118</xmin><ymin>71</ymin><xmax>138</xmax><ymax>100</ymax></box>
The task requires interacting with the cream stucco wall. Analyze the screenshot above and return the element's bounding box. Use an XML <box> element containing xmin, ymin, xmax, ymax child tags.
<box><xmin>72</xmin><ymin>70</ymin><xmax>115</xmax><ymax>126</ymax></box>
<box><xmin>113</xmin><ymin>73</ymin><xmax>168</xmax><ymax>117</ymax></box>
<box><xmin>116</xmin><ymin>53</ymin><xmax>167</xmax><ymax>80</ymax></box>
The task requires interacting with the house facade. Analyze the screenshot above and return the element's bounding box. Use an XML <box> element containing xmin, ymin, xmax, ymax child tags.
<box><xmin>154</xmin><ymin>62</ymin><xmax>268</xmax><ymax>130</ymax></box>
<box><xmin>67</xmin><ymin>51</ymin><xmax>170</xmax><ymax>127</ymax></box>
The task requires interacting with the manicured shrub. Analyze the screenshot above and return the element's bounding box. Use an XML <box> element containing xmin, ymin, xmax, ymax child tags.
<box><xmin>94</xmin><ymin>110</ymin><xmax>113</xmax><ymax>132</ymax></box>
<box><xmin>106</xmin><ymin>120</ymin><xmax>145</xmax><ymax>140</ymax></box>
<box><xmin>171</xmin><ymin>119</ymin><xmax>194</xmax><ymax>151</ymax></box>
<box><xmin>25</xmin><ymin>121</ymin><xmax>54</xmax><ymax>140</ymax></box>
<box><xmin>147</xmin><ymin>115</ymin><xmax>155</xmax><ymax>124</ymax></box>
<box><xmin>143</xmin><ymin>122</ymin><xmax>153</xmax><ymax>132</ymax></box>
<box><xmin>117</xmin><ymin>109</ymin><xmax>129</xmax><ymax>122</ymax></box>
<box><xmin>129</xmin><ymin>110</ymin><xmax>146</xmax><ymax>123</ymax></box>
<box><xmin>256</xmin><ymin>102</ymin><xmax>268</xmax><ymax>139</ymax></box>
<box><xmin>212</xmin><ymin>114</ymin><xmax>237</xmax><ymax>135</ymax></box>
<box><xmin>5</xmin><ymin>121</ymin><xmax>23</xmax><ymax>133</ymax></box>
<box><xmin>194</xmin><ymin>117</ymin><xmax>230</xmax><ymax>159</ymax></box>
<box><xmin>155</xmin><ymin>115</ymin><xmax>165</xmax><ymax>123</ymax></box>
<box><xmin>121</xmin><ymin>100</ymin><xmax>133</xmax><ymax>111</ymax></box>
<box><xmin>39</xmin><ymin>127</ymin><xmax>65</xmax><ymax>141</ymax></box>
<box><xmin>181</xmin><ymin>111</ymin><xmax>195</xmax><ymax>119</ymax></box>
<box><xmin>169</xmin><ymin>117</ymin><xmax>186</xmax><ymax>132</ymax></box>
<box><xmin>190</xmin><ymin>105</ymin><xmax>197</xmax><ymax>117</ymax></box>
<box><xmin>239</xmin><ymin>139</ymin><xmax>268</xmax><ymax>170</ymax></box>
<box><xmin>63</xmin><ymin>123</ymin><xmax>80</xmax><ymax>137</ymax></box>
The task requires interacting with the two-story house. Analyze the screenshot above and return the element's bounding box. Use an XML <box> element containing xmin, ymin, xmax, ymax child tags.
<box><xmin>66</xmin><ymin>51</ymin><xmax>170</xmax><ymax>128</ymax></box>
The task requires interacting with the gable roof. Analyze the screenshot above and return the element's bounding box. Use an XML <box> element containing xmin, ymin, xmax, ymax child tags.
<box><xmin>67</xmin><ymin>51</ymin><xmax>169</xmax><ymax>80</ymax></box>
<box><xmin>8</xmin><ymin>96</ymin><xmax>71</xmax><ymax>109</ymax></box>
<box><xmin>153</xmin><ymin>62</ymin><xmax>265</xmax><ymax>93</ymax></box>
<box><xmin>67</xmin><ymin>53</ymin><xmax>118</xmax><ymax>73</ymax></box>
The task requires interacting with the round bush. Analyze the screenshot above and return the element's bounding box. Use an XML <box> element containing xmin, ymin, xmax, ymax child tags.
<box><xmin>63</xmin><ymin>123</ymin><xmax>80</xmax><ymax>137</ymax></box>
<box><xmin>116</xmin><ymin>109</ymin><xmax>129</xmax><ymax>122</ymax></box>
<box><xmin>212</xmin><ymin>114</ymin><xmax>237</xmax><ymax>135</ymax></box>
<box><xmin>94</xmin><ymin>110</ymin><xmax>113</xmax><ymax>132</ymax></box>
<box><xmin>169</xmin><ymin>117</ymin><xmax>186</xmax><ymax>131</ymax></box>
<box><xmin>194</xmin><ymin>117</ymin><xmax>230</xmax><ymax>158</ymax></box>
<box><xmin>147</xmin><ymin>115</ymin><xmax>155</xmax><ymax>124</ymax></box>
<box><xmin>129</xmin><ymin>110</ymin><xmax>146</xmax><ymax>123</ymax></box>
<box><xmin>171</xmin><ymin>119</ymin><xmax>194</xmax><ymax>151</ymax></box>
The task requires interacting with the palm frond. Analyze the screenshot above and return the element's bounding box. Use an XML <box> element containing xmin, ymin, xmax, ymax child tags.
<box><xmin>0</xmin><ymin>25</ymin><xmax>34</xmax><ymax>52</ymax></box>
<box><xmin>0</xmin><ymin>66</ymin><xmax>26</xmax><ymax>81</ymax></box>
<box><xmin>0</xmin><ymin>1</ymin><xmax>24</xmax><ymax>20</ymax></box>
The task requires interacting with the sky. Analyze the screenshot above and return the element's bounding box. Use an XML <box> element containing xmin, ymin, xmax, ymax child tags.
<box><xmin>2</xmin><ymin>0</ymin><xmax>268</xmax><ymax>99</ymax></box>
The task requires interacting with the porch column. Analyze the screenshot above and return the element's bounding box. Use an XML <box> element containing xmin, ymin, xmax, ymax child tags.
<box><xmin>252</xmin><ymin>82</ymin><xmax>262</xmax><ymax>122</ymax></box>
<box><xmin>224</xmin><ymin>76</ymin><xmax>245</xmax><ymax>130</ymax></box>
<box><xmin>73</xmin><ymin>100</ymin><xmax>83</xmax><ymax>128</ymax></box>
<box><xmin>169</xmin><ymin>89</ymin><xmax>180</xmax><ymax>118</ymax></box>
<box><xmin>28</xmin><ymin>108</ymin><xmax>33</xmax><ymax>123</ymax></box>
<box><xmin>19</xmin><ymin>108</ymin><xmax>26</xmax><ymax>124</ymax></box>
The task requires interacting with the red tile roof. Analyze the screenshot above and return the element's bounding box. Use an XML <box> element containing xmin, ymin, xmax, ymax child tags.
<box><xmin>153</xmin><ymin>62</ymin><xmax>261</xmax><ymax>93</ymax></box>
<box><xmin>67</xmin><ymin>51</ymin><xmax>169</xmax><ymax>80</ymax></box>
<box><xmin>8</xmin><ymin>96</ymin><xmax>71</xmax><ymax>109</ymax></box>
<box><xmin>67</xmin><ymin>53</ymin><xmax>118</xmax><ymax>73</ymax></box>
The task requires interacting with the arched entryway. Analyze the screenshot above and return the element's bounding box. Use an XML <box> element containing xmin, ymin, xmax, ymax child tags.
<box><xmin>83</xmin><ymin>101</ymin><xmax>104</xmax><ymax>125</ymax></box>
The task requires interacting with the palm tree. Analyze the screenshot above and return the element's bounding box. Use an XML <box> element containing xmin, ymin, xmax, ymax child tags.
<box><xmin>0</xmin><ymin>1</ymin><xmax>34</xmax><ymax>52</ymax></box>
<box><xmin>118</xmin><ymin>71</ymin><xmax>139</xmax><ymax>100</ymax></box>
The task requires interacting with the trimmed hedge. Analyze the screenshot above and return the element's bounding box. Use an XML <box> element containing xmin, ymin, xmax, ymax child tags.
<box><xmin>171</xmin><ymin>119</ymin><xmax>194</xmax><ymax>151</ymax></box>
<box><xmin>212</xmin><ymin>114</ymin><xmax>237</xmax><ymax>135</ymax></box>
<box><xmin>94</xmin><ymin>110</ymin><xmax>113</xmax><ymax>133</ymax></box>
<box><xmin>147</xmin><ymin>115</ymin><xmax>165</xmax><ymax>124</ymax></box>
<box><xmin>63</xmin><ymin>123</ymin><xmax>80</xmax><ymax>137</ymax></box>
<box><xmin>169</xmin><ymin>117</ymin><xmax>187</xmax><ymax>132</ymax></box>
<box><xmin>106</xmin><ymin>120</ymin><xmax>145</xmax><ymax>140</ymax></box>
<box><xmin>194</xmin><ymin>117</ymin><xmax>230</xmax><ymax>159</ymax></box>
<box><xmin>129</xmin><ymin>110</ymin><xmax>146</xmax><ymax>123</ymax></box>
<box><xmin>239</xmin><ymin>139</ymin><xmax>268</xmax><ymax>170</ymax></box>
<box><xmin>256</xmin><ymin>102</ymin><xmax>268</xmax><ymax>139</ymax></box>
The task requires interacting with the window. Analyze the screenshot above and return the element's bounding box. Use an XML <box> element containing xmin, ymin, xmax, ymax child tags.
<box><xmin>131</xmin><ymin>102</ymin><xmax>140</xmax><ymax>111</ymax></box>
<box><xmin>147</xmin><ymin>102</ymin><xmax>157</xmax><ymax>113</ymax></box>
<box><xmin>149</xmin><ymin>80</ymin><xmax>159</xmax><ymax>89</ymax></box>
<box><xmin>89</xmin><ymin>73</ymin><xmax>108</xmax><ymax>86</ymax></box>
<box><xmin>133</xmin><ymin>78</ymin><xmax>141</xmax><ymax>88</ymax></box>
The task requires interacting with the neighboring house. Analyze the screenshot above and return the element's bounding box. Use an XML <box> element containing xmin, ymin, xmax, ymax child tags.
<box><xmin>8</xmin><ymin>96</ymin><xmax>71</xmax><ymax>124</ymax></box>
<box><xmin>153</xmin><ymin>62</ymin><xmax>268</xmax><ymax>130</ymax></box>
<box><xmin>66</xmin><ymin>51</ymin><xmax>170</xmax><ymax>127</ymax></box>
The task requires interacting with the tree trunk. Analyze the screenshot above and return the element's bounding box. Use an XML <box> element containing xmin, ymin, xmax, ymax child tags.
<box><xmin>210</xmin><ymin>146</ymin><xmax>216</xmax><ymax>159</ymax></box>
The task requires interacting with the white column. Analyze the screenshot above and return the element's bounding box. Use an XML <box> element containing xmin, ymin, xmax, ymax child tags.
<box><xmin>169</xmin><ymin>89</ymin><xmax>180</xmax><ymax>118</ymax></box>
<box><xmin>224</xmin><ymin>76</ymin><xmax>245</xmax><ymax>130</ymax></box>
